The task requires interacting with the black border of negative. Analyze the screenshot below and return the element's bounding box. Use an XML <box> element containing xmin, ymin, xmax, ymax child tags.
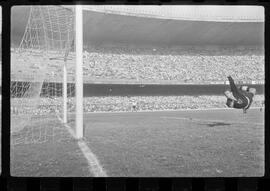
<box><xmin>1</xmin><ymin>0</ymin><xmax>269</xmax><ymax>190</ymax></box>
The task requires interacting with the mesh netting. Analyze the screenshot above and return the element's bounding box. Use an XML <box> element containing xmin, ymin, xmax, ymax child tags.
<box><xmin>11</xmin><ymin>6</ymin><xmax>75</xmax><ymax>144</ymax></box>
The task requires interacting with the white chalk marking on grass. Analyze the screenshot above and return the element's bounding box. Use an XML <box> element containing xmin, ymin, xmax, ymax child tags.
<box><xmin>57</xmin><ymin>116</ymin><xmax>107</xmax><ymax>177</ymax></box>
<box><xmin>161</xmin><ymin>116</ymin><xmax>264</xmax><ymax>126</ymax></box>
<box><xmin>77</xmin><ymin>139</ymin><xmax>107</xmax><ymax>177</ymax></box>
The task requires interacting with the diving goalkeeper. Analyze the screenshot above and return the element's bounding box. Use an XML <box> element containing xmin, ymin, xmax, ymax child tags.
<box><xmin>224</xmin><ymin>76</ymin><xmax>256</xmax><ymax>113</ymax></box>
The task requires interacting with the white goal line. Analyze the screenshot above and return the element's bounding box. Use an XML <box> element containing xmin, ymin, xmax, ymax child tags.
<box><xmin>57</xmin><ymin>115</ymin><xmax>107</xmax><ymax>177</ymax></box>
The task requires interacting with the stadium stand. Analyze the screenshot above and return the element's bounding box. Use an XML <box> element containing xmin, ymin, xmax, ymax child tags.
<box><xmin>12</xmin><ymin>95</ymin><xmax>264</xmax><ymax>115</ymax></box>
<box><xmin>11</xmin><ymin>45</ymin><xmax>264</xmax><ymax>84</ymax></box>
<box><xmin>10</xmin><ymin>6</ymin><xmax>264</xmax><ymax>114</ymax></box>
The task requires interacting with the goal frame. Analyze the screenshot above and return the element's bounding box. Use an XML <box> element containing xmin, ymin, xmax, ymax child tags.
<box><xmin>74</xmin><ymin>5</ymin><xmax>83</xmax><ymax>139</ymax></box>
<box><xmin>47</xmin><ymin>5</ymin><xmax>84</xmax><ymax>139</ymax></box>
<box><xmin>54</xmin><ymin>5</ymin><xmax>84</xmax><ymax>139</ymax></box>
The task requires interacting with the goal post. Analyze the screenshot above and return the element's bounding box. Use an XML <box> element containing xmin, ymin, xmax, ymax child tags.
<box><xmin>75</xmin><ymin>5</ymin><xmax>83</xmax><ymax>139</ymax></box>
<box><xmin>60</xmin><ymin>5</ymin><xmax>84</xmax><ymax>138</ymax></box>
<box><xmin>61</xmin><ymin>5</ymin><xmax>84</xmax><ymax>138</ymax></box>
<box><xmin>63</xmin><ymin>60</ymin><xmax>67</xmax><ymax>123</ymax></box>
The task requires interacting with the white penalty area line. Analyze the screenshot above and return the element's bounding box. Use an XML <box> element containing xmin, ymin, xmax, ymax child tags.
<box><xmin>160</xmin><ymin>116</ymin><xmax>264</xmax><ymax>126</ymax></box>
<box><xmin>57</xmin><ymin>116</ymin><xmax>107</xmax><ymax>177</ymax></box>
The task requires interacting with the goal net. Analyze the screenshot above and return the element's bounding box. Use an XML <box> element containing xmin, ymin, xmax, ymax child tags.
<box><xmin>11</xmin><ymin>6</ymin><xmax>77</xmax><ymax>145</ymax></box>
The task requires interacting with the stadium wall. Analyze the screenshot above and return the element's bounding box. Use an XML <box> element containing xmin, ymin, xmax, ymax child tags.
<box><xmin>9</xmin><ymin>83</ymin><xmax>264</xmax><ymax>97</ymax></box>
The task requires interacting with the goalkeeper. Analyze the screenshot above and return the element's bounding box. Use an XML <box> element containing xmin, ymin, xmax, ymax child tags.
<box><xmin>224</xmin><ymin>76</ymin><xmax>256</xmax><ymax>113</ymax></box>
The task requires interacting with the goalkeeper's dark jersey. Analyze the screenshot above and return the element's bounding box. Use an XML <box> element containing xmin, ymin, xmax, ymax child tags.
<box><xmin>228</xmin><ymin>76</ymin><xmax>254</xmax><ymax>110</ymax></box>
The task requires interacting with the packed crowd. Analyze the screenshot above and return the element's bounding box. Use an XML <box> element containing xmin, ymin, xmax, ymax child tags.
<box><xmin>83</xmin><ymin>45</ymin><xmax>264</xmax><ymax>83</ymax></box>
<box><xmin>11</xmin><ymin>95</ymin><xmax>265</xmax><ymax>115</ymax></box>
<box><xmin>11</xmin><ymin>45</ymin><xmax>264</xmax><ymax>83</ymax></box>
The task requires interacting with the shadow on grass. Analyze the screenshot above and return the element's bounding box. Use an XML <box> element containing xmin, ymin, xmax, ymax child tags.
<box><xmin>205</xmin><ymin>122</ymin><xmax>231</xmax><ymax>127</ymax></box>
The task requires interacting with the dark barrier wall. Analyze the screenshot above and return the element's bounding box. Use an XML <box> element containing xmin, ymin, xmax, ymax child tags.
<box><xmin>8</xmin><ymin>83</ymin><xmax>264</xmax><ymax>97</ymax></box>
<box><xmin>83</xmin><ymin>84</ymin><xmax>264</xmax><ymax>97</ymax></box>
<box><xmin>10</xmin><ymin>83</ymin><xmax>264</xmax><ymax>97</ymax></box>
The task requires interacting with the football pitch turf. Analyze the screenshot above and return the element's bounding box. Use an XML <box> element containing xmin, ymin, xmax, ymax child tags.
<box><xmin>11</xmin><ymin>108</ymin><xmax>264</xmax><ymax>177</ymax></box>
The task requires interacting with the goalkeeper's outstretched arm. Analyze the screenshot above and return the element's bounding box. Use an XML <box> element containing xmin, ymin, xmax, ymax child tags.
<box><xmin>228</xmin><ymin>76</ymin><xmax>238</xmax><ymax>94</ymax></box>
<box><xmin>228</xmin><ymin>76</ymin><xmax>248</xmax><ymax>102</ymax></box>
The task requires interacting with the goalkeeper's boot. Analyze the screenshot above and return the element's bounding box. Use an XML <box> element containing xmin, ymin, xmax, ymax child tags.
<box><xmin>240</xmin><ymin>86</ymin><xmax>248</xmax><ymax>91</ymax></box>
<box><xmin>248</xmin><ymin>88</ymin><xmax>256</xmax><ymax>96</ymax></box>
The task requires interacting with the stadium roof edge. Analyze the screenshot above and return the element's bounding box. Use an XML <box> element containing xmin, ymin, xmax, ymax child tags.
<box><xmin>11</xmin><ymin>6</ymin><xmax>264</xmax><ymax>46</ymax></box>
<box><xmin>82</xmin><ymin>5</ymin><xmax>264</xmax><ymax>23</ymax></box>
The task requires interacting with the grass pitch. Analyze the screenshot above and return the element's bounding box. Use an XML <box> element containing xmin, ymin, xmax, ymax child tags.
<box><xmin>11</xmin><ymin>116</ymin><xmax>90</xmax><ymax>177</ymax></box>
<box><xmin>11</xmin><ymin>108</ymin><xmax>264</xmax><ymax>177</ymax></box>
<box><xmin>82</xmin><ymin>108</ymin><xmax>264</xmax><ymax>177</ymax></box>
